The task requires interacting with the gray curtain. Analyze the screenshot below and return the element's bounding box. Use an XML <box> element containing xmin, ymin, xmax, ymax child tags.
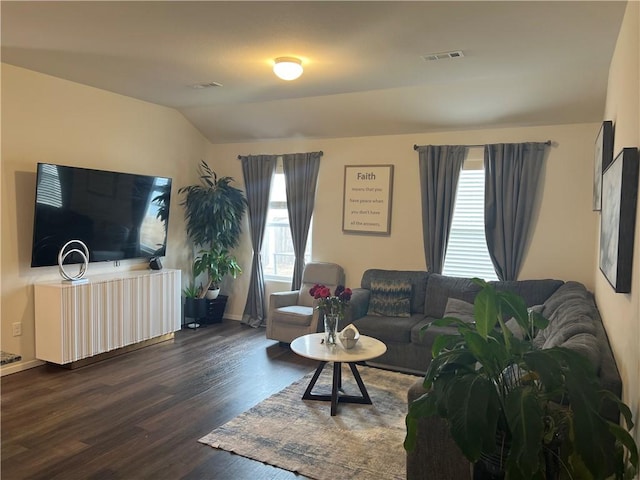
<box><xmin>283</xmin><ymin>151</ymin><xmax>322</xmax><ymax>290</ymax></box>
<box><xmin>484</xmin><ymin>142</ymin><xmax>548</xmax><ymax>281</ymax></box>
<box><xmin>417</xmin><ymin>145</ymin><xmax>467</xmax><ymax>273</ymax></box>
<box><xmin>240</xmin><ymin>154</ymin><xmax>277</xmax><ymax>327</ymax></box>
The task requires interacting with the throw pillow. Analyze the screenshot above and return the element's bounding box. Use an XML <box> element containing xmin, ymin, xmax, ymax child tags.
<box><xmin>505</xmin><ymin>318</ymin><xmax>525</xmax><ymax>340</ymax></box>
<box><xmin>505</xmin><ymin>304</ymin><xmax>544</xmax><ymax>340</ymax></box>
<box><xmin>442</xmin><ymin>297</ymin><xmax>475</xmax><ymax>323</ymax></box>
<box><xmin>367</xmin><ymin>279</ymin><xmax>412</xmax><ymax>317</ymax></box>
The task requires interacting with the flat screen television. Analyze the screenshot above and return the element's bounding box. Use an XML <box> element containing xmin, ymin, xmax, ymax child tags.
<box><xmin>31</xmin><ymin>163</ymin><xmax>172</xmax><ymax>268</ymax></box>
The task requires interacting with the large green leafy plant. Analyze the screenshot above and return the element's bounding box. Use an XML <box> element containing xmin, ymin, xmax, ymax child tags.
<box><xmin>405</xmin><ymin>279</ymin><xmax>638</xmax><ymax>479</ymax></box>
<box><xmin>193</xmin><ymin>246</ymin><xmax>242</xmax><ymax>292</ymax></box>
<box><xmin>179</xmin><ymin>160</ymin><xmax>247</xmax><ymax>249</ymax></box>
<box><xmin>179</xmin><ymin>161</ymin><xmax>247</xmax><ymax>299</ymax></box>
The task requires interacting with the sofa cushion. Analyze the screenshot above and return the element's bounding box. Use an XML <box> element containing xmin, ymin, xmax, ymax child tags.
<box><xmin>298</xmin><ymin>284</ymin><xmax>315</xmax><ymax>307</ymax></box>
<box><xmin>298</xmin><ymin>262</ymin><xmax>345</xmax><ymax>307</ymax></box>
<box><xmin>504</xmin><ymin>304</ymin><xmax>544</xmax><ymax>340</ymax></box>
<box><xmin>424</xmin><ymin>274</ymin><xmax>482</xmax><ymax>318</ymax></box>
<box><xmin>540</xmin><ymin>282</ymin><xmax>621</xmax><ymax>422</ymax></box>
<box><xmin>490</xmin><ymin>279</ymin><xmax>564</xmax><ymax>307</ymax></box>
<box><xmin>367</xmin><ymin>279</ymin><xmax>412</xmax><ymax>317</ymax></box>
<box><xmin>424</xmin><ymin>276</ymin><xmax>563</xmax><ymax>320</ymax></box>
<box><xmin>535</xmin><ymin>282</ymin><xmax>602</xmax><ymax>370</ymax></box>
<box><xmin>361</xmin><ymin>269</ymin><xmax>429</xmax><ymax>314</ymax></box>
<box><xmin>410</xmin><ymin>318</ymin><xmax>457</xmax><ymax>347</ymax></box>
<box><xmin>353</xmin><ymin>313</ymin><xmax>424</xmax><ymax>344</ymax></box>
<box><xmin>559</xmin><ymin>333</ymin><xmax>601</xmax><ymax>368</ymax></box>
<box><xmin>442</xmin><ymin>298</ymin><xmax>475</xmax><ymax>323</ymax></box>
<box><xmin>504</xmin><ymin>318</ymin><xmax>522</xmax><ymax>339</ymax></box>
<box><xmin>274</xmin><ymin>305</ymin><xmax>314</xmax><ymax>326</ymax></box>
<box><xmin>541</xmin><ymin>282</ymin><xmax>591</xmax><ymax>321</ymax></box>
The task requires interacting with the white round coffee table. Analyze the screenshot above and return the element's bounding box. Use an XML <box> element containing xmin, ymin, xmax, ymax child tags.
<box><xmin>290</xmin><ymin>332</ymin><xmax>387</xmax><ymax>416</ymax></box>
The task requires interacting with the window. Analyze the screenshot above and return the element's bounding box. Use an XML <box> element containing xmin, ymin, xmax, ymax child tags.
<box><xmin>36</xmin><ymin>164</ymin><xmax>63</xmax><ymax>208</ymax></box>
<box><xmin>262</xmin><ymin>160</ymin><xmax>312</xmax><ymax>281</ymax></box>
<box><xmin>442</xmin><ymin>155</ymin><xmax>498</xmax><ymax>281</ymax></box>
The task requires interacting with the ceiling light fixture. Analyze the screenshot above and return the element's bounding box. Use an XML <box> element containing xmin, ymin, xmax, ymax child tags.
<box><xmin>273</xmin><ymin>57</ymin><xmax>303</xmax><ymax>81</ymax></box>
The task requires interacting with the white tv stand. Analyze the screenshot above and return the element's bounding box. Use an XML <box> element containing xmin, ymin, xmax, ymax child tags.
<box><xmin>34</xmin><ymin>268</ymin><xmax>181</xmax><ymax>365</ymax></box>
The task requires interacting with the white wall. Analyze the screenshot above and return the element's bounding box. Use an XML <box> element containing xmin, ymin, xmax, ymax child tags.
<box><xmin>595</xmin><ymin>1</ymin><xmax>640</xmax><ymax>468</ymax></box>
<box><xmin>1</xmin><ymin>64</ymin><xmax>209</xmax><ymax>371</ymax></box>
<box><xmin>209</xmin><ymin>123</ymin><xmax>599</xmax><ymax>320</ymax></box>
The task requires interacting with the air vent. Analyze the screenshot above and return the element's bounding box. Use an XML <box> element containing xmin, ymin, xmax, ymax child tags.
<box><xmin>190</xmin><ymin>81</ymin><xmax>223</xmax><ymax>89</ymax></box>
<box><xmin>422</xmin><ymin>50</ymin><xmax>465</xmax><ymax>61</ymax></box>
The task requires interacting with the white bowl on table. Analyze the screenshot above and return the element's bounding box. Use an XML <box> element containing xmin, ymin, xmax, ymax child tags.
<box><xmin>338</xmin><ymin>324</ymin><xmax>360</xmax><ymax>349</ymax></box>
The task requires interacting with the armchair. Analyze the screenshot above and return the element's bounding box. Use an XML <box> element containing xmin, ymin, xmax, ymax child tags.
<box><xmin>267</xmin><ymin>262</ymin><xmax>345</xmax><ymax>343</ymax></box>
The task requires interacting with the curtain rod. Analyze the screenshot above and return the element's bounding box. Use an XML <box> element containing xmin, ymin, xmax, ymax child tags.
<box><xmin>237</xmin><ymin>151</ymin><xmax>324</xmax><ymax>159</ymax></box>
<box><xmin>413</xmin><ymin>141</ymin><xmax>551</xmax><ymax>151</ymax></box>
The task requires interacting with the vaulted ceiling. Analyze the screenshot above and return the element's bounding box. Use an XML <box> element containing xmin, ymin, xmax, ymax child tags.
<box><xmin>1</xmin><ymin>1</ymin><xmax>627</xmax><ymax>144</ymax></box>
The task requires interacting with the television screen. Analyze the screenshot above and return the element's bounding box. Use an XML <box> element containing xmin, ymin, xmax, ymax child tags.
<box><xmin>31</xmin><ymin>163</ymin><xmax>172</xmax><ymax>267</ymax></box>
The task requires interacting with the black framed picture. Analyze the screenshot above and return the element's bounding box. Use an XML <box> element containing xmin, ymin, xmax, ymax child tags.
<box><xmin>592</xmin><ymin>120</ymin><xmax>614</xmax><ymax>211</ymax></box>
<box><xmin>599</xmin><ymin>147</ymin><xmax>639</xmax><ymax>293</ymax></box>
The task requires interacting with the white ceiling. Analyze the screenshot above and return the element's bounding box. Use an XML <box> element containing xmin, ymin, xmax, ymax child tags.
<box><xmin>1</xmin><ymin>1</ymin><xmax>627</xmax><ymax>144</ymax></box>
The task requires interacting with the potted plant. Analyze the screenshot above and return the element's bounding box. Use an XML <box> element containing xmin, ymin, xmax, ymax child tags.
<box><xmin>182</xmin><ymin>283</ymin><xmax>208</xmax><ymax>328</ymax></box>
<box><xmin>405</xmin><ymin>279</ymin><xmax>638</xmax><ymax>479</ymax></box>
<box><xmin>179</xmin><ymin>160</ymin><xmax>247</xmax><ymax>300</ymax></box>
<box><xmin>193</xmin><ymin>245</ymin><xmax>242</xmax><ymax>299</ymax></box>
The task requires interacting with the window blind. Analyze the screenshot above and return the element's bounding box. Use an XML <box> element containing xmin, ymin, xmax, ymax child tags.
<box><xmin>442</xmin><ymin>169</ymin><xmax>498</xmax><ymax>281</ymax></box>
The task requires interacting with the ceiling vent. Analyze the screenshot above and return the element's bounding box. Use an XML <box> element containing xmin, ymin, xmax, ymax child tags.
<box><xmin>190</xmin><ymin>81</ymin><xmax>223</xmax><ymax>89</ymax></box>
<box><xmin>422</xmin><ymin>50</ymin><xmax>465</xmax><ymax>62</ymax></box>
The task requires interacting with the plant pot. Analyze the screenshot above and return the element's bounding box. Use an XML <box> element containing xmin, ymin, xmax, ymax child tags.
<box><xmin>473</xmin><ymin>439</ymin><xmax>560</xmax><ymax>480</ymax></box>
<box><xmin>184</xmin><ymin>297</ymin><xmax>208</xmax><ymax>320</ymax></box>
<box><xmin>473</xmin><ymin>432</ymin><xmax>509</xmax><ymax>480</ymax></box>
<box><xmin>473</xmin><ymin>456</ymin><xmax>505</xmax><ymax>480</ymax></box>
<box><xmin>205</xmin><ymin>287</ymin><xmax>220</xmax><ymax>300</ymax></box>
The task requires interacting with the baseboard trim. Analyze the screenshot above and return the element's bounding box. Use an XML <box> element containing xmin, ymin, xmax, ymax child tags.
<box><xmin>0</xmin><ymin>359</ymin><xmax>46</xmax><ymax>376</ymax></box>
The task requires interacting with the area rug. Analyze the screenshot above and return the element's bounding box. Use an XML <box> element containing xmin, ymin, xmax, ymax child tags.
<box><xmin>199</xmin><ymin>365</ymin><xmax>420</xmax><ymax>480</ymax></box>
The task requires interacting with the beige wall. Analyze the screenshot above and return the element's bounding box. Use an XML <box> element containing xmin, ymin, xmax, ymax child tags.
<box><xmin>1</xmin><ymin>55</ymin><xmax>624</xmax><ymax>423</ymax></box>
<box><xmin>596</xmin><ymin>1</ymin><xmax>640</xmax><ymax>466</ymax></box>
<box><xmin>209</xmin><ymin>122</ymin><xmax>599</xmax><ymax>320</ymax></box>
<box><xmin>1</xmin><ymin>64</ymin><xmax>209</xmax><ymax>371</ymax></box>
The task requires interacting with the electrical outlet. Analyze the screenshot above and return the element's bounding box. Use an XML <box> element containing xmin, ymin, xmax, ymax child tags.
<box><xmin>12</xmin><ymin>323</ymin><xmax>22</xmax><ymax>337</ymax></box>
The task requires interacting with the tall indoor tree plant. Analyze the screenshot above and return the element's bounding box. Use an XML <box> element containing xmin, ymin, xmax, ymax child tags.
<box><xmin>405</xmin><ymin>279</ymin><xmax>638</xmax><ymax>480</ymax></box>
<box><xmin>180</xmin><ymin>160</ymin><xmax>247</xmax><ymax>299</ymax></box>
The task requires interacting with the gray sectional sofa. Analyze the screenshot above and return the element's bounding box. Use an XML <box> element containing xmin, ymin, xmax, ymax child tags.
<box><xmin>349</xmin><ymin>269</ymin><xmax>565</xmax><ymax>373</ymax></box>
<box><xmin>345</xmin><ymin>269</ymin><xmax>622</xmax><ymax>480</ymax></box>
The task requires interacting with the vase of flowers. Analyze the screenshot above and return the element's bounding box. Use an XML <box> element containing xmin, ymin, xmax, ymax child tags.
<box><xmin>323</xmin><ymin>314</ymin><xmax>340</xmax><ymax>345</ymax></box>
<box><xmin>309</xmin><ymin>284</ymin><xmax>352</xmax><ymax>345</ymax></box>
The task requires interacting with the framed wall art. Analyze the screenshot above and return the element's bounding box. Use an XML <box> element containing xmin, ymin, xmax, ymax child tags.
<box><xmin>342</xmin><ymin>165</ymin><xmax>394</xmax><ymax>235</ymax></box>
<box><xmin>592</xmin><ymin>120</ymin><xmax>614</xmax><ymax>211</ymax></box>
<box><xmin>599</xmin><ymin>147</ymin><xmax>639</xmax><ymax>293</ymax></box>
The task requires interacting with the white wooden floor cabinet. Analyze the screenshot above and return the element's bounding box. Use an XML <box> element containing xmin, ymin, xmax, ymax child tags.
<box><xmin>34</xmin><ymin>269</ymin><xmax>181</xmax><ymax>365</ymax></box>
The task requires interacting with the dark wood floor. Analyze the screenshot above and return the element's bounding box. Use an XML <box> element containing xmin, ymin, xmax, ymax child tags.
<box><xmin>1</xmin><ymin>320</ymin><xmax>318</xmax><ymax>480</ymax></box>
